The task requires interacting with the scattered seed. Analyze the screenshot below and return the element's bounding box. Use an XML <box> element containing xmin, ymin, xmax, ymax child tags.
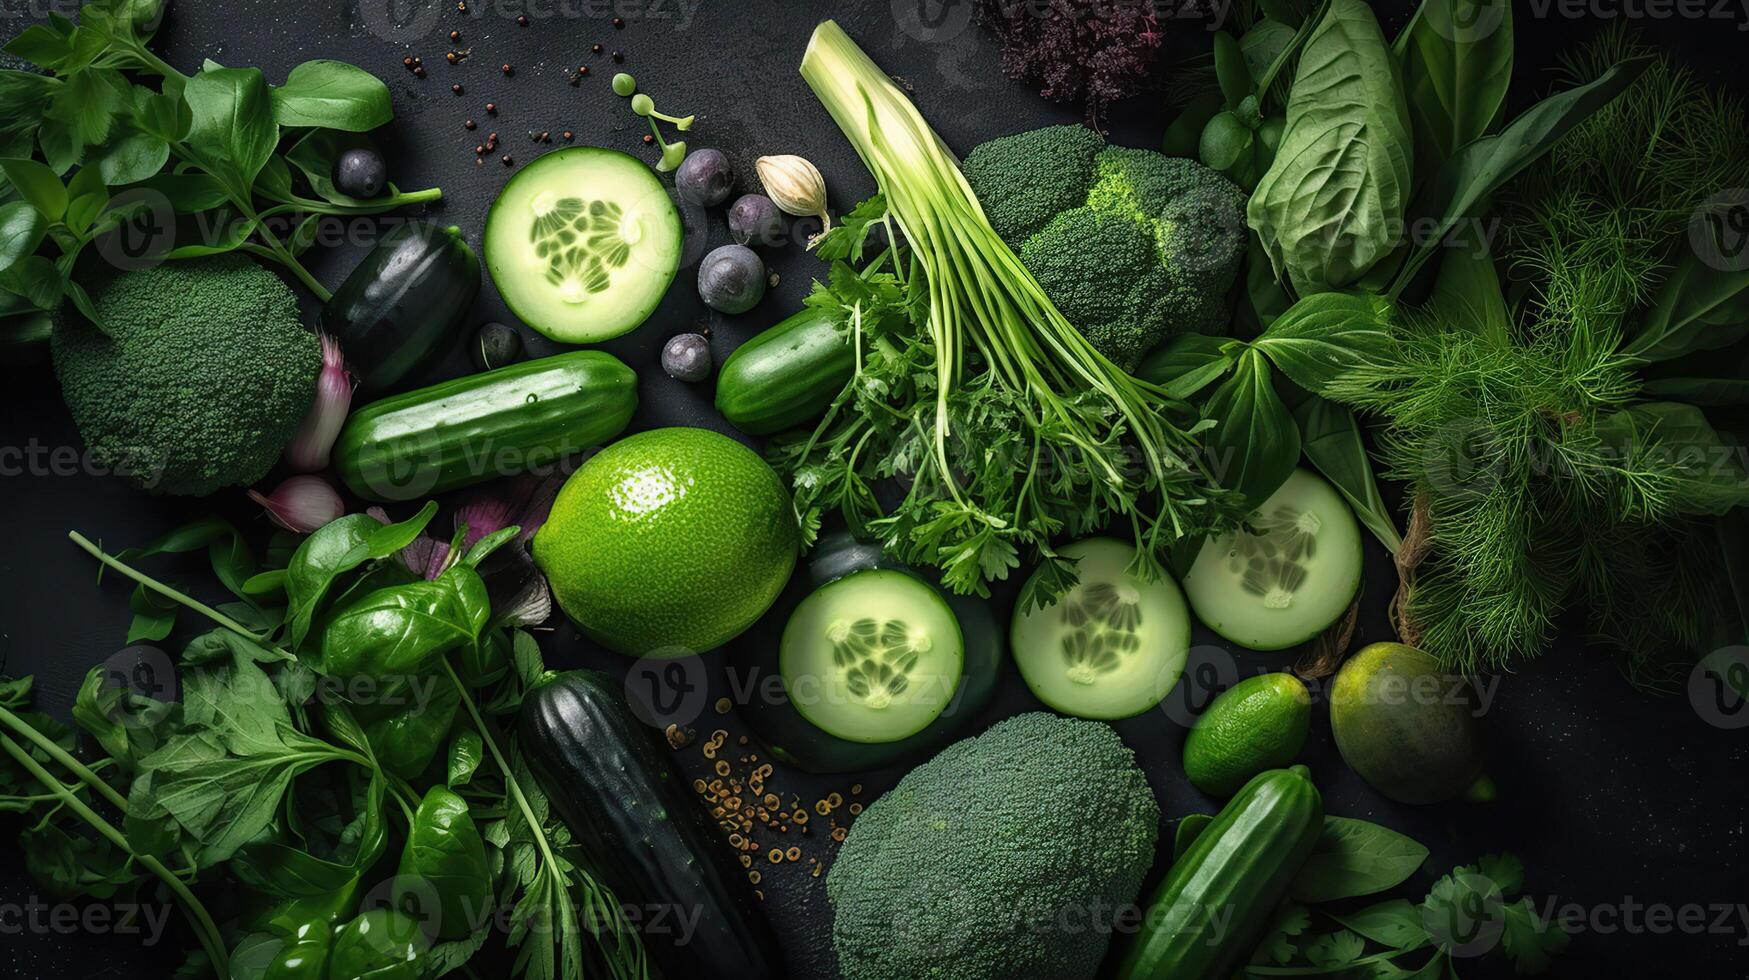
<box><xmin>502</xmin><ymin>64</ymin><xmax>513</xmax><ymax>75</ymax></box>
<box><xmin>749</xmin><ymin>870</ymin><xmax>762</xmax><ymax>884</ymax></box>
<box><xmin>501</xmin><ymin>154</ymin><xmax>513</xmax><ymax>165</ymax></box>
<box><xmin>412</xmin><ymin>66</ymin><xmax>425</xmax><ymax>77</ymax></box>
<box><xmin>517</xmin><ymin>14</ymin><xmax>528</xmax><ymax>25</ymax></box>
<box><xmin>446</xmin><ymin>51</ymin><xmax>457</xmax><ymax>64</ymax></box>
<box><xmin>612</xmin><ymin>51</ymin><xmax>624</xmax><ymax>63</ymax></box>
<box><xmin>714</xmin><ymin>697</ymin><xmax>731</xmax><ymax>714</ymax></box>
<box><xmin>579</xmin><ymin>65</ymin><xmax>591</xmax><ymax>76</ymax></box>
<box><xmin>402</xmin><ymin>56</ymin><xmax>414</xmax><ymax>67</ymax></box>
<box><xmin>848</xmin><ymin>802</ymin><xmax>863</xmax><ymax>816</ymax></box>
<box><xmin>592</xmin><ymin>43</ymin><xmax>604</xmax><ymax>53</ymax></box>
<box><xmin>830</xmin><ymin>827</ymin><xmax>847</xmax><ymax>843</ymax></box>
<box><xmin>612</xmin><ymin>15</ymin><xmax>624</xmax><ymax>27</ymax></box>
<box><xmin>465</xmin><ymin>118</ymin><xmax>476</xmax><ymax>130</ymax></box>
<box><xmin>767</xmin><ymin>849</ymin><xmax>782</xmax><ymax>864</ymax></box>
<box><xmin>562</xmin><ymin>130</ymin><xmax>574</xmax><ymax>141</ymax></box>
<box><xmin>474</xmin><ymin>144</ymin><xmax>486</xmax><ymax>155</ymax></box>
<box><xmin>449</xmin><ymin>29</ymin><xmax>460</xmax><ymax>41</ymax></box>
<box><xmin>815</xmin><ymin>800</ymin><xmax>830</xmax><ymax>816</ymax></box>
<box><xmin>485</xmin><ymin>102</ymin><xmax>497</xmax><ymax>114</ymax></box>
<box><xmin>643</xmin><ymin>133</ymin><xmax>655</xmax><ymax>144</ymax></box>
<box><xmin>452</xmin><ymin>84</ymin><xmax>464</xmax><ymax>94</ymax></box>
<box><xmin>786</xmin><ymin>846</ymin><xmax>801</xmax><ymax>862</ymax></box>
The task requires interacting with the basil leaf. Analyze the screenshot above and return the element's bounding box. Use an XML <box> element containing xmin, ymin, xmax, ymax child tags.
<box><xmin>284</xmin><ymin>514</ymin><xmax>385</xmax><ymax>648</ymax></box>
<box><xmin>328</xmin><ymin>909</ymin><xmax>429</xmax><ymax>978</ymax></box>
<box><xmin>1213</xmin><ymin>31</ymin><xmax>1252</xmax><ymax>107</ymax></box>
<box><xmin>1136</xmin><ymin>333</ymin><xmax>1237</xmax><ymax>399</ymax></box>
<box><xmin>354</xmin><ymin>677</ymin><xmax>460</xmax><ymax>779</ymax></box>
<box><xmin>93</xmin><ymin>132</ymin><xmax>170</xmax><ymax>185</ymax></box>
<box><xmin>1394</xmin><ymin>0</ymin><xmax>1514</xmax><ymax>167</ymax></box>
<box><xmin>181</xmin><ymin>66</ymin><xmax>279</xmax><ymax>195</ymax></box>
<box><xmin>1290</xmin><ymin>815</ymin><xmax>1430</xmax><ymax>903</ymax></box>
<box><xmin>395</xmin><ymin>786</ymin><xmax>491</xmax><ymax>940</ymax></box>
<box><xmin>0</xmin><ymin>158</ymin><xmax>67</xmax><ymax>221</ymax></box>
<box><xmin>271</xmin><ymin>60</ymin><xmax>393</xmax><ymax>132</ymax></box>
<box><xmin>1294</xmin><ymin>395</ymin><xmax>1402</xmax><ymax>552</ymax></box>
<box><xmin>0</xmin><ymin>255</ymin><xmax>64</xmax><ymax>311</ymax></box>
<box><xmin>1203</xmin><ymin>347</ymin><xmax>1301</xmax><ymax>509</ymax></box>
<box><xmin>1390</xmin><ymin>56</ymin><xmax>1650</xmax><ymax>293</ymax></box>
<box><xmin>1254</xmin><ymin>291</ymin><xmax>1396</xmax><ymax>396</ymax></box>
<box><xmin>1429</xmin><ymin>242</ymin><xmax>1511</xmax><ymax>343</ymax></box>
<box><xmin>1248</xmin><ymin>0</ymin><xmax>1413</xmax><ymax>294</ymax></box>
<box><xmin>0</xmin><ymin>201</ymin><xmax>48</xmax><ymax>272</ymax></box>
<box><xmin>447</xmin><ymin>729</ymin><xmax>483</xmax><ymax>789</ymax></box>
<box><xmin>316</xmin><ymin>568</ymin><xmax>488</xmax><ymax>681</ymax></box>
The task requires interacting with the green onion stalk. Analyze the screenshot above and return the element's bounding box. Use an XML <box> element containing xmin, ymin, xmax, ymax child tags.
<box><xmin>797</xmin><ymin>21</ymin><xmax>1235</xmax><ymax>580</ymax></box>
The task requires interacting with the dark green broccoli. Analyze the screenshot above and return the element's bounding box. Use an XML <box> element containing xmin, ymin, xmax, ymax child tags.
<box><xmin>963</xmin><ymin>124</ymin><xmax>1247</xmax><ymax>369</ymax></box>
<box><xmin>52</xmin><ymin>255</ymin><xmax>320</xmax><ymax>496</ymax></box>
<box><xmin>826</xmin><ymin>712</ymin><xmax>1159</xmax><ymax>980</ymax></box>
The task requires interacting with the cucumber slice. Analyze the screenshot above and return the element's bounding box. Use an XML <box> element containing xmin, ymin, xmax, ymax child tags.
<box><xmin>1183</xmin><ymin>468</ymin><xmax>1364</xmax><ymax>651</ymax></box>
<box><xmin>779</xmin><ymin>569</ymin><xmax>964</xmax><ymax>744</ymax></box>
<box><xmin>1010</xmin><ymin>538</ymin><xmax>1192</xmax><ymax>720</ymax></box>
<box><xmin>484</xmin><ymin>147</ymin><xmax>682</xmax><ymax>343</ymax></box>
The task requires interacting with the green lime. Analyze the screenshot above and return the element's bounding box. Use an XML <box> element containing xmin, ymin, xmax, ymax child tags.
<box><xmin>1183</xmin><ymin>672</ymin><xmax>1311</xmax><ymax>797</ymax></box>
<box><xmin>533</xmin><ymin>427</ymin><xmax>799</xmax><ymax>656</ymax></box>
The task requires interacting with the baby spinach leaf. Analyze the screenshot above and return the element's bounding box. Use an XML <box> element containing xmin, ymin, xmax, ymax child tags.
<box><xmin>1390</xmin><ymin>56</ymin><xmax>1650</xmax><ymax>293</ymax></box>
<box><xmin>353</xmin><ymin>676</ymin><xmax>460</xmax><ymax>780</ymax></box>
<box><xmin>446</xmin><ymin>729</ymin><xmax>483</xmax><ymax>788</ymax></box>
<box><xmin>270</xmin><ymin>60</ymin><xmax>393</xmax><ymax>132</ymax></box>
<box><xmin>0</xmin><ymin>201</ymin><xmax>48</xmax><ymax>272</ymax></box>
<box><xmin>1394</xmin><ymin>0</ymin><xmax>1514</xmax><ymax>168</ymax></box>
<box><xmin>1203</xmin><ymin>347</ymin><xmax>1301</xmax><ymax>509</ymax></box>
<box><xmin>1248</xmin><ymin>0</ymin><xmax>1413</xmax><ymax>295</ymax></box>
<box><xmin>316</xmin><ymin>567</ymin><xmax>489</xmax><ymax>681</ymax></box>
<box><xmin>0</xmin><ymin>158</ymin><xmax>67</xmax><ymax>221</ymax></box>
<box><xmin>181</xmin><ymin>66</ymin><xmax>278</xmax><ymax>196</ymax></box>
<box><xmin>1254</xmin><ymin>291</ymin><xmax>1396</xmax><ymax>395</ymax></box>
<box><xmin>395</xmin><ymin>786</ymin><xmax>492</xmax><ymax>940</ymax></box>
<box><xmin>285</xmin><ymin>506</ymin><xmax>436</xmax><ymax>649</ymax></box>
<box><xmin>1290</xmin><ymin>815</ymin><xmax>1430</xmax><ymax>903</ymax></box>
<box><xmin>326</xmin><ymin>908</ymin><xmax>429</xmax><ymax>979</ymax></box>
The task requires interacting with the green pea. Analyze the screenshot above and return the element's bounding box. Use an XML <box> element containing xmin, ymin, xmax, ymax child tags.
<box><xmin>612</xmin><ymin>72</ymin><xmax>636</xmax><ymax>96</ymax></box>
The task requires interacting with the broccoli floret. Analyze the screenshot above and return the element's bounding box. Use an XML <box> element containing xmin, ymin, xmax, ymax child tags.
<box><xmin>963</xmin><ymin>125</ymin><xmax>1248</xmax><ymax>369</ymax></box>
<box><xmin>826</xmin><ymin>712</ymin><xmax>1159</xmax><ymax>980</ymax></box>
<box><xmin>52</xmin><ymin>256</ymin><xmax>320</xmax><ymax>496</ymax></box>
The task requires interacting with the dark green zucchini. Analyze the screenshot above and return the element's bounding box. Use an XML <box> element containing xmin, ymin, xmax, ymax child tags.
<box><xmin>714</xmin><ymin>307</ymin><xmax>852</xmax><ymax>435</ymax></box>
<box><xmin>320</xmin><ymin>222</ymin><xmax>480</xmax><ymax>391</ymax></box>
<box><xmin>729</xmin><ymin>531</ymin><xmax>1002</xmax><ymax>772</ymax></box>
<box><xmin>332</xmin><ymin>351</ymin><xmax>636</xmax><ymax>502</ymax></box>
<box><xmin>1117</xmin><ymin>766</ymin><xmax>1324</xmax><ymax>979</ymax></box>
<box><xmin>520</xmin><ymin>670</ymin><xmax>783</xmax><ymax>979</ymax></box>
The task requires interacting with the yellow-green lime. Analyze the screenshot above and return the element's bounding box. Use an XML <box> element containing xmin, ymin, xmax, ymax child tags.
<box><xmin>1182</xmin><ymin>672</ymin><xmax>1311</xmax><ymax>797</ymax></box>
<box><xmin>533</xmin><ymin>426</ymin><xmax>799</xmax><ymax>656</ymax></box>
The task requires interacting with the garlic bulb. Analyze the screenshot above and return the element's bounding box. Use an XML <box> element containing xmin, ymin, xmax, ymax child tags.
<box><xmin>756</xmin><ymin>154</ymin><xmax>831</xmax><ymax>235</ymax></box>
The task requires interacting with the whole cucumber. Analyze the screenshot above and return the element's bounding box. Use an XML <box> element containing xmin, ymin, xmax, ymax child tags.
<box><xmin>321</xmin><ymin>222</ymin><xmax>480</xmax><ymax>391</ymax></box>
<box><xmin>1117</xmin><ymin>766</ymin><xmax>1323</xmax><ymax>979</ymax></box>
<box><xmin>333</xmin><ymin>351</ymin><xmax>637</xmax><ymax>502</ymax></box>
<box><xmin>521</xmin><ymin>670</ymin><xmax>784</xmax><ymax>978</ymax></box>
<box><xmin>715</xmin><ymin>307</ymin><xmax>852</xmax><ymax>435</ymax></box>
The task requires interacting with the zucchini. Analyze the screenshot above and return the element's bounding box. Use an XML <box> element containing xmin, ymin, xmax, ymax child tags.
<box><xmin>520</xmin><ymin>670</ymin><xmax>783</xmax><ymax>978</ymax></box>
<box><xmin>715</xmin><ymin>307</ymin><xmax>852</xmax><ymax>435</ymax></box>
<box><xmin>333</xmin><ymin>351</ymin><xmax>637</xmax><ymax>502</ymax></box>
<box><xmin>730</xmin><ymin>532</ymin><xmax>1002</xmax><ymax>772</ymax></box>
<box><xmin>1117</xmin><ymin>766</ymin><xmax>1323</xmax><ymax>980</ymax></box>
<box><xmin>320</xmin><ymin>222</ymin><xmax>481</xmax><ymax>391</ymax></box>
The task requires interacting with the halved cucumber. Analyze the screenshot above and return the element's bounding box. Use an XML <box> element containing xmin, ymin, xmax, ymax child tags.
<box><xmin>1010</xmin><ymin>538</ymin><xmax>1192</xmax><ymax>720</ymax></box>
<box><xmin>1183</xmin><ymin>468</ymin><xmax>1363</xmax><ymax>651</ymax></box>
<box><xmin>779</xmin><ymin>569</ymin><xmax>964</xmax><ymax>744</ymax></box>
<box><xmin>484</xmin><ymin>147</ymin><xmax>682</xmax><ymax>343</ymax></box>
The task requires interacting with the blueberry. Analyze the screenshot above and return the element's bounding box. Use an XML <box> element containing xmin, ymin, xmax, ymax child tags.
<box><xmin>333</xmin><ymin>147</ymin><xmax>387</xmax><ymax>199</ymax></box>
<box><xmin>472</xmin><ymin>321</ymin><xmax>524</xmax><ymax>371</ymax></box>
<box><xmin>697</xmin><ymin>244</ymin><xmax>766</xmax><ymax>314</ymax></box>
<box><xmin>728</xmin><ymin>193</ymin><xmax>784</xmax><ymax>247</ymax></box>
<box><xmin>676</xmin><ymin>148</ymin><xmax>733</xmax><ymax>207</ymax></box>
<box><xmin>661</xmin><ymin>332</ymin><xmax>712</xmax><ymax>382</ymax></box>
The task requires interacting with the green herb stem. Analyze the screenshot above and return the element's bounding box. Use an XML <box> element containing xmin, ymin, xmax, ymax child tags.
<box><xmin>68</xmin><ymin>531</ymin><xmax>267</xmax><ymax>642</ymax></box>
<box><xmin>0</xmin><ymin>706</ymin><xmax>129</xmax><ymax>815</ymax></box>
<box><xmin>0</xmin><ymin>734</ymin><xmax>228</xmax><ymax>975</ymax></box>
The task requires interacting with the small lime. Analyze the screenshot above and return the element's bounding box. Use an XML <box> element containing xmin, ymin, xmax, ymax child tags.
<box><xmin>1183</xmin><ymin>672</ymin><xmax>1311</xmax><ymax>797</ymax></box>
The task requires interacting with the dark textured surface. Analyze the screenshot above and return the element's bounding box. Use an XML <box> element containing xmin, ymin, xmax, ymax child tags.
<box><xmin>2</xmin><ymin>2</ymin><xmax>1748</xmax><ymax>978</ymax></box>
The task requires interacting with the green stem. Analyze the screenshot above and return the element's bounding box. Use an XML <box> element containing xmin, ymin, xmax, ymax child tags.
<box><xmin>0</xmin><ymin>734</ymin><xmax>228</xmax><ymax>975</ymax></box>
<box><xmin>68</xmin><ymin>532</ymin><xmax>267</xmax><ymax>642</ymax></box>
<box><xmin>0</xmin><ymin>707</ymin><xmax>129</xmax><ymax>814</ymax></box>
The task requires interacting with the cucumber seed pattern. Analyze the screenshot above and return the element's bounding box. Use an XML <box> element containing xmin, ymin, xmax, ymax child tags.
<box><xmin>827</xmin><ymin>618</ymin><xmax>930</xmax><ymax>709</ymax></box>
<box><xmin>529</xmin><ymin>195</ymin><xmax>633</xmax><ymax>303</ymax></box>
<box><xmin>1225</xmin><ymin>505</ymin><xmax>1323</xmax><ymax>609</ymax></box>
<box><xmin>1059</xmin><ymin>581</ymin><xmax>1144</xmax><ymax>685</ymax></box>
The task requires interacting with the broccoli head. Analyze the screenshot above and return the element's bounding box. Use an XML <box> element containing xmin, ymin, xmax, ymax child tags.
<box><xmin>52</xmin><ymin>255</ymin><xmax>320</xmax><ymax>496</ymax></box>
<box><xmin>963</xmin><ymin>124</ymin><xmax>1247</xmax><ymax>369</ymax></box>
<box><xmin>826</xmin><ymin>712</ymin><xmax>1159</xmax><ymax>980</ymax></box>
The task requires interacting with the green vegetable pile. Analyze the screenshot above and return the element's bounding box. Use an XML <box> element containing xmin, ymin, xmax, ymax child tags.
<box><xmin>0</xmin><ymin>506</ymin><xmax>647</xmax><ymax>980</ymax></box>
<box><xmin>827</xmin><ymin>712</ymin><xmax>1158</xmax><ymax>980</ymax></box>
<box><xmin>51</xmin><ymin>255</ymin><xmax>318</xmax><ymax>495</ymax></box>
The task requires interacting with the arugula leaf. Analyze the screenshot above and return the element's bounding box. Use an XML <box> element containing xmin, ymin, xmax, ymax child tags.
<box><xmin>1291</xmin><ymin>815</ymin><xmax>1430</xmax><ymax>903</ymax></box>
<box><xmin>270</xmin><ymin>60</ymin><xmax>394</xmax><ymax>131</ymax></box>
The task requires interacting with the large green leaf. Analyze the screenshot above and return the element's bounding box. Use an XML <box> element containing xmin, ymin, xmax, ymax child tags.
<box><xmin>1135</xmin><ymin>333</ymin><xmax>1237</xmax><ymax>399</ymax></box>
<box><xmin>270</xmin><ymin>60</ymin><xmax>393</xmax><ymax>132</ymax></box>
<box><xmin>1254</xmin><ymin>291</ymin><xmax>1396</xmax><ymax>395</ymax></box>
<box><xmin>1248</xmin><ymin>0</ymin><xmax>1414</xmax><ymax>295</ymax></box>
<box><xmin>1621</xmin><ymin>249</ymin><xmax>1749</xmax><ymax>363</ymax></box>
<box><xmin>181</xmin><ymin>66</ymin><xmax>279</xmax><ymax>195</ymax></box>
<box><xmin>1294</xmin><ymin>395</ymin><xmax>1402</xmax><ymax>552</ymax></box>
<box><xmin>1203</xmin><ymin>348</ymin><xmax>1301</xmax><ymax>508</ymax></box>
<box><xmin>1394</xmin><ymin>0</ymin><xmax>1514</xmax><ymax>167</ymax></box>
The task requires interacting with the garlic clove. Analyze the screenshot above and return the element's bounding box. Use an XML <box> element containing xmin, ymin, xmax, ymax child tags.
<box><xmin>756</xmin><ymin>154</ymin><xmax>831</xmax><ymax>235</ymax></box>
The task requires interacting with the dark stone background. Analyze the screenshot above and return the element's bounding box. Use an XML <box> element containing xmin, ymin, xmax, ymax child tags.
<box><xmin>2</xmin><ymin>1</ymin><xmax>1747</xmax><ymax>977</ymax></box>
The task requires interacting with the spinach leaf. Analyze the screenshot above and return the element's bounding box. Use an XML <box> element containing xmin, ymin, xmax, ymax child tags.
<box><xmin>1294</xmin><ymin>395</ymin><xmax>1403</xmax><ymax>552</ymax></box>
<box><xmin>353</xmin><ymin>676</ymin><xmax>460</xmax><ymax>780</ymax></box>
<box><xmin>1135</xmin><ymin>333</ymin><xmax>1237</xmax><ymax>399</ymax></box>
<box><xmin>1248</xmin><ymin>0</ymin><xmax>1413</xmax><ymax>295</ymax></box>
<box><xmin>1388</xmin><ymin>57</ymin><xmax>1650</xmax><ymax>293</ymax></box>
<box><xmin>270</xmin><ymin>60</ymin><xmax>393</xmax><ymax>132</ymax></box>
<box><xmin>0</xmin><ymin>158</ymin><xmax>67</xmax><ymax>221</ymax></box>
<box><xmin>1329</xmin><ymin>897</ymin><xmax>1431</xmax><ymax>951</ymax></box>
<box><xmin>1290</xmin><ymin>815</ymin><xmax>1430</xmax><ymax>903</ymax></box>
<box><xmin>326</xmin><ymin>908</ymin><xmax>429</xmax><ymax>979</ymax></box>
<box><xmin>1253</xmin><ymin>291</ymin><xmax>1396</xmax><ymax>396</ymax></box>
<box><xmin>0</xmin><ymin>201</ymin><xmax>48</xmax><ymax>272</ymax></box>
<box><xmin>284</xmin><ymin>505</ymin><xmax>436</xmax><ymax>649</ymax></box>
<box><xmin>316</xmin><ymin>567</ymin><xmax>488</xmax><ymax>681</ymax></box>
<box><xmin>446</xmin><ymin>729</ymin><xmax>483</xmax><ymax>789</ymax></box>
<box><xmin>1621</xmin><ymin>250</ymin><xmax>1749</xmax><ymax>363</ymax></box>
<box><xmin>1395</xmin><ymin>0</ymin><xmax>1514</xmax><ymax>167</ymax></box>
<box><xmin>395</xmin><ymin>786</ymin><xmax>491</xmax><ymax>940</ymax></box>
<box><xmin>231</xmin><ymin>775</ymin><xmax>387</xmax><ymax>899</ymax></box>
<box><xmin>1203</xmin><ymin>347</ymin><xmax>1301</xmax><ymax>509</ymax></box>
<box><xmin>180</xmin><ymin>66</ymin><xmax>279</xmax><ymax>195</ymax></box>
